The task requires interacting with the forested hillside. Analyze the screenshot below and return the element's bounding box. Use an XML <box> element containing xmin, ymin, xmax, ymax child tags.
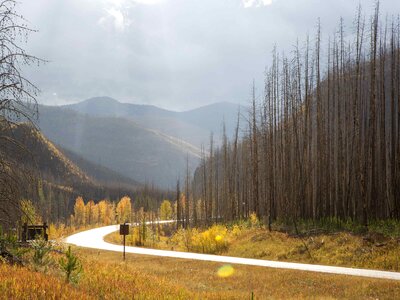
<box><xmin>189</xmin><ymin>4</ymin><xmax>400</xmax><ymax>228</ymax></box>
<box><xmin>0</xmin><ymin>122</ymin><xmax>174</xmax><ymax>224</ymax></box>
<box><xmin>59</xmin><ymin>147</ymin><xmax>139</xmax><ymax>189</ymax></box>
<box><xmin>0</xmin><ymin>123</ymin><xmax>177</xmax><ymax>224</ymax></box>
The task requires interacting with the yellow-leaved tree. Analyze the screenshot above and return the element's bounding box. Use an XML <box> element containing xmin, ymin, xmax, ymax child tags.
<box><xmin>20</xmin><ymin>199</ymin><xmax>41</xmax><ymax>224</ymax></box>
<box><xmin>98</xmin><ymin>200</ymin><xmax>115</xmax><ymax>225</ymax></box>
<box><xmin>91</xmin><ymin>202</ymin><xmax>99</xmax><ymax>225</ymax></box>
<box><xmin>116</xmin><ymin>196</ymin><xmax>132</xmax><ymax>223</ymax></box>
<box><xmin>85</xmin><ymin>200</ymin><xmax>95</xmax><ymax>225</ymax></box>
<box><xmin>159</xmin><ymin>200</ymin><xmax>172</xmax><ymax>220</ymax></box>
<box><xmin>74</xmin><ymin>197</ymin><xmax>85</xmax><ymax>227</ymax></box>
<box><xmin>98</xmin><ymin>200</ymin><xmax>107</xmax><ymax>225</ymax></box>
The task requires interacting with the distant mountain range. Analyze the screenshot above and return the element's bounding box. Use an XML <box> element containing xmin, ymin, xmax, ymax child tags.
<box><xmin>37</xmin><ymin>97</ymin><xmax>243</xmax><ymax>188</ymax></box>
<box><xmin>64</xmin><ymin>97</ymin><xmax>243</xmax><ymax>148</ymax></box>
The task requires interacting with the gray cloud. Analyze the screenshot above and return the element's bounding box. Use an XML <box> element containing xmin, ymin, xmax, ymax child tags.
<box><xmin>20</xmin><ymin>0</ymin><xmax>400</xmax><ymax>110</ymax></box>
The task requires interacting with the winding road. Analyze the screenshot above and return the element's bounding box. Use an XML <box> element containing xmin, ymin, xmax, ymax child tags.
<box><xmin>65</xmin><ymin>222</ymin><xmax>400</xmax><ymax>281</ymax></box>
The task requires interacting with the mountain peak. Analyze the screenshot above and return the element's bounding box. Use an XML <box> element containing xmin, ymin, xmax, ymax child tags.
<box><xmin>80</xmin><ymin>96</ymin><xmax>120</xmax><ymax>105</ymax></box>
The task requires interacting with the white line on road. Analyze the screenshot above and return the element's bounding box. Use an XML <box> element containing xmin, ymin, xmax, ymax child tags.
<box><xmin>65</xmin><ymin>223</ymin><xmax>400</xmax><ymax>281</ymax></box>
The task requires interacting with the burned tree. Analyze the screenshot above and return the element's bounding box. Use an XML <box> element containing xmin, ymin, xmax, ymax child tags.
<box><xmin>0</xmin><ymin>0</ymin><xmax>42</xmax><ymax>228</ymax></box>
<box><xmin>192</xmin><ymin>2</ymin><xmax>400</xmax><ymax>227</ymax></box>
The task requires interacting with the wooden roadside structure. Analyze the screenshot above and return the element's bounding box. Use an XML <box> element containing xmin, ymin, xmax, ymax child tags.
<box><xmin>21</xmin><ymin>222</ymin><xmax>48</xmax><ymax>242</ymax></box>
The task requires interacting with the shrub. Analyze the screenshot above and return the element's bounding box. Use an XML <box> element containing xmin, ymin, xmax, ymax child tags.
<box><xmin>231</xmin><ymin>224</ymin><xmax>243</xmax><ymax>237</ymax></box>
<box><xmin>31</xmin><ymin>238</ymin><xmax>52</xmax><ymax>270</ymax></box>
<box><xmin>0</xmin><ymin>232</ymin><xmax>26</xmax><ymax>265</ymax></box>
<box><xmin>170</xmin><ymin>225</ymin><xmax>230</xmax><ymax>254</ymax></box>
<box><xmin>59</xmin><ymin>246</ymin><xmax>82</xmax><ymax>284</ymax></box>
<box><xmin>249</xmin><ymin>213</ymin><xmax>261</xmax><ymax>228</ymax></box>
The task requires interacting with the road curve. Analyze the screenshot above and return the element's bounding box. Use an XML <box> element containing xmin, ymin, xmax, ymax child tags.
<box><xmin>65</xmin><ymin>223</ymin><xmax>400</xmax><ymax>281</ymax></box>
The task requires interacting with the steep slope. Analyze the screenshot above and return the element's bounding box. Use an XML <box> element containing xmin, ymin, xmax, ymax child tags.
<box><xmin>59</xmin><ymin>147</ymin><xmax>140</xmax><ymax>189</ymax></box>
<box><xmin>1</xmin><ymin>122</ymin><xmax>140</xmax><ymax>189</ymax></box>
<box><xmin>38</xmin><ymin>105</ymin><xmax>200</xmax><ymax>188</ymax></box>
<box><xmin>1</xmin><ymin>122</ymin><xmax>176</xmax><ymax>225</ymax></box>
<box><xmin>2</xmin><ymin>123</ymin><xmax>92</xmax><ymax>186</ymax></box>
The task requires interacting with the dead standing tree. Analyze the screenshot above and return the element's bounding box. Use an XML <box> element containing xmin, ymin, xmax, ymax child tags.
<box><xmin>0</xmin><ymin>0</ymin><xmax>43</xmax><ymax>229</ymax></box>
<box><xmin>192</xmin><ymin>2</ymin><xmax>400</xmax><ymax>227</ymax></box>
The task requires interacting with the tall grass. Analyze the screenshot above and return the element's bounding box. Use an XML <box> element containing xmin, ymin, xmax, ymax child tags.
<box><xmin>2</xmin><ymin>247</ymin><xmax>400</xmax><ymax>299</ymax></box>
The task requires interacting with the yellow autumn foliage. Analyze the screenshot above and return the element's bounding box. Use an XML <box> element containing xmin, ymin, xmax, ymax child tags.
<box><xmin>116</xmin><ymin>196</ymin><xmax>132</xmax><ymax>223</ymax></box>
<box><xmin>170</xmin><ymin>225</ymin><xmax>229</xmax><ymax>254</ymax></box>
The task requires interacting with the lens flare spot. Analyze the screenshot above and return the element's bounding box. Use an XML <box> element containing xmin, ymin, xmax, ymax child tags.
<box><xmin>215</xmin><ymin>235</ymin><xmax>223</xmax><ymax>242</ymax></box>
<box><xmin>217</xmin><ymin>265</ymin><xmax>234</xmax><ymax>278</ymax></box>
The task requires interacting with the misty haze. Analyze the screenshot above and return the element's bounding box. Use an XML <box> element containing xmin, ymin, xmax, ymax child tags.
<box><xmin>1</xmin><ymin>0</ymin><xmax>400</xmax><ymax>299</ymax></box>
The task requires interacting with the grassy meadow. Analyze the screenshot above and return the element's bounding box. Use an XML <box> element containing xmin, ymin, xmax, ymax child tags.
<box><xmin>2</xmin><ymin>246</ymin><xmax>400</xmax><ymax>299</ymax></box>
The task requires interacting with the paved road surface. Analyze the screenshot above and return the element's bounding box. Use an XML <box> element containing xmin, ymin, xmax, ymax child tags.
<box><xmin>65</xmin><ymin>223</ymin><xmax>400</xmax><ymax>281</ymax></box>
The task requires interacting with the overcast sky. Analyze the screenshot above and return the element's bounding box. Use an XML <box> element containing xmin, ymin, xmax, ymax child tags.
<box><xmin>20</xmin><ymin>0</ymin><xmax>400</xmax><ymax>111</ymax></box>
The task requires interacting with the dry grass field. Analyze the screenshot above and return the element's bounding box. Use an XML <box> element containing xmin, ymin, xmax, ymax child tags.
<box><xmin>2</xmin><ymin>246</ymin><xmax>400</xmax><ymax>299</ymax></box>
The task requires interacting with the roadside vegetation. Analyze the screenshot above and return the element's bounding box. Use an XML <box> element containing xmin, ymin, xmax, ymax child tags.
<box><xmin>105</xmin><ymin>214</ymin><xmax>400</xmax><ymax>272</ymax></box>
<box><xmin>3</xmin><ymin>207</ymin><xmax>400</xmax><ymax>299</ymax></box>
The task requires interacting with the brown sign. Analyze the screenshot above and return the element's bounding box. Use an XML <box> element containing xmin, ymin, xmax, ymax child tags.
<box><xmin>21</xmin><ymin>223</ymin><xmax>48</xmax><ymax>242</ymax></box>
<box><xmin>120</xmin><ymin>224</ymin><xmax>129</xmax><ymax>235</ymax></box>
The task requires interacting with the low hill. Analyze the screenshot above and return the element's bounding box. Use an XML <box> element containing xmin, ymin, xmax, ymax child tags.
<box><xmin>38</xmin><ymin>105</ymin><xmax>200</xmax><ymax>188</ymax></box>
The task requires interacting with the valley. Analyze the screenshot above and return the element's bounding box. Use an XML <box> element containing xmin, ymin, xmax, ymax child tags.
<box><xmin>37</xmin><ymin>99</ymin><xmax>241</xmax><ymax>188</ymax></box>
<box><xmin>2</xmin><ymin>0</ymin><xmax>400</xmax><ymax>299</ymax></box>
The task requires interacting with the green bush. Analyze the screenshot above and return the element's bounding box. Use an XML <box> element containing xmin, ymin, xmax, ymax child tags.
<box><xmin>31</xmin><ymin>238</ymin><xmax>52</xmax><ymax>270</ymax></box>
<box><xmin>59</xmin><ymin>246</ymin><xmax>82</xmax><ymax>284</ymax></box>
<box><xmin>0</xmin><ymin>231</ymin><xmax>27</xmax><ymax>264</ymax></box>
